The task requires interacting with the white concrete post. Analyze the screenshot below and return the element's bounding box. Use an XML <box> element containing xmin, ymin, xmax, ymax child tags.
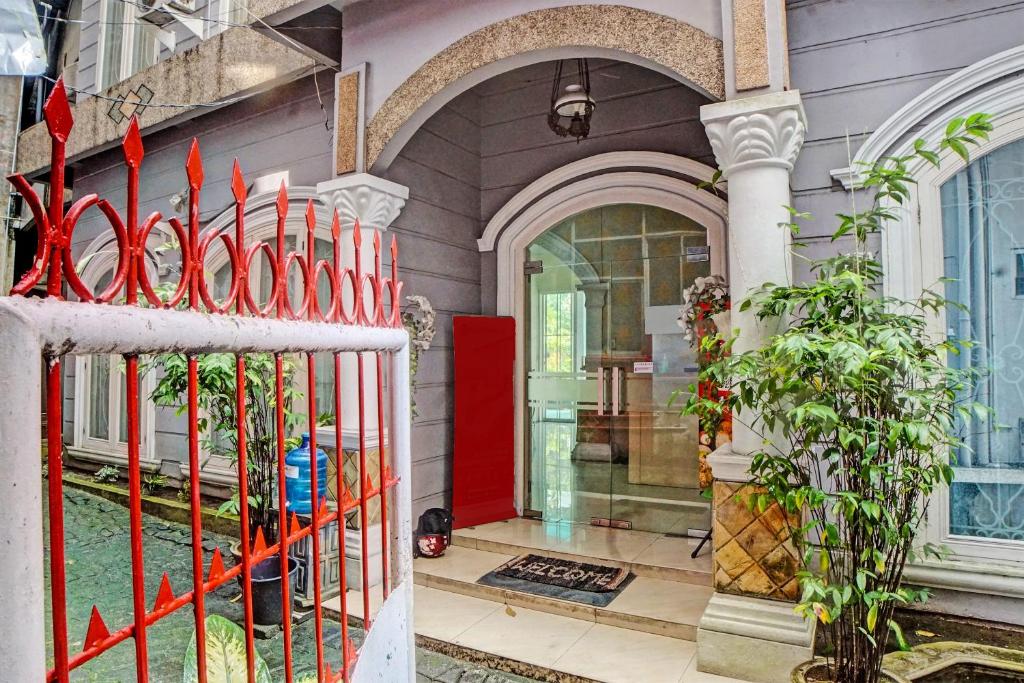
<box><xmin>316</xmin><ymin>173</ymin><xmax>409</xmax><ymax>435</ymax></box>
<box><xmin>0</xmin><ymin>303</ymin><xmax>46</xmax><ymax>681</ymax></box>
<box><xmin>700</xmin><ymin>89</ymin><xmax>806</xmax><ymax>469</ymax></box>
<box><xmin>317</xmin><ymin>173</ymin><xmax>409</xmax><ymax>592</ymax></box>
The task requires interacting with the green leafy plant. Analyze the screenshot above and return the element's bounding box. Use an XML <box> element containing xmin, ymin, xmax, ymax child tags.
<box><xmin>93</xmin><ymin>465</ymin><xmax>120</xmax><ymax>484</ymax></box>
<box><xmin>182</xmin><ymin>614</ymin><xmax>271</xmax><ymax>683</ymax></box>
<box><xmin>150</xmin><ymin>352</ymin><xmax>302</xmax><ymax>544</ymax></box>
<box><xmin>682</xmin><ymin>114</ymin><xmax>993</xmax><ymax>683</ymax></box>
<box><xmin>177</xmin><ymin>479</ymin><xmax>191</xmax><ymax>503</ymax></box>
<box><xmin>142</xmin><ymin>473</ymin><xmax>168</xmax><ymax>495</ymax></box>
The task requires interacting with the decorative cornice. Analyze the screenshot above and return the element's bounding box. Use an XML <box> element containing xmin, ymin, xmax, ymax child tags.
<box><xmin>316</xmin><ymin>173</ymin><xmax>409</xmax><ymax>232</ymax></box>
<box><xmin>706</xmin><ymin>443</ymin><xmax>752</xmax><ymax>483</ymax></box>
<box><xmin>698</xmin><ymin>592</ymin><xmax>814</xmax><ymax>646</ymax></box>
<box><xmin>700</xmin><ymin>90</ymin><xmax>806</xmax><ymax>176</ymax></box>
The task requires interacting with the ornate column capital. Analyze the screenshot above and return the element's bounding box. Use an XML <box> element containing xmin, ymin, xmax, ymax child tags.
<box><xmin>700</xmin><ymin>90</ymin><xmax>807</xmax><ymax>176</ymax></box>
<box><xmin>316</xmin><ymin>173</ymin><xmax>409</xmax><ymax>232</ymax></box>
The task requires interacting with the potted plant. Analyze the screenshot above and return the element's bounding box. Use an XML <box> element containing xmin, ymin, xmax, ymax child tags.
<box><xmin>683</xmin><ymin>114</ymin><xmax>994</xmax><ymax>683</ymax></box>
<box><xmin>152</xmin><ymin>352</ymin><xmax>303</xmax><ymax>626</ymax></box>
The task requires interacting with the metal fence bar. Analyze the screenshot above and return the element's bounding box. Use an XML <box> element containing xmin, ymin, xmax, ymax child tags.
<box><xmin>47</xmin><ymin>357</ymin><xmax>71</xmax><ymax>683</ymax></box>
<box><xmin>307</xmin><ymin>354</ymin><xmax>327</xmax><ymax>681</ymax></box>
<box><xmin>276</xmin><ymin>352</ymin><xmax>295</xmax><ymax>683</ymax></box>
<box><xmin>334</xmin><ymin>351</ymin><xmax>353</xmax><ymax>681</ymax></box>
<box><xmin>186</xmin><ymin>355</ymin><xmax>209</xmax><ymax>683</ymax></box>
<box><xmin>356</xmin><ymin>351</ymin><xmax>372</xmax><ymax>629</ymax></box>
<box><xmin>236</xmin><ymin>353</ymin><xmax>258</xmax><ymax>682</ymax></box>
<box><xmin>376</xmin><ymin>352</ymin><xmax>390</xmax><ymax>598</ymax></box>
<box><xmin>125</xmin><ymin>353</ymin><xmax>151</xmax><ymax>682</ymax></box>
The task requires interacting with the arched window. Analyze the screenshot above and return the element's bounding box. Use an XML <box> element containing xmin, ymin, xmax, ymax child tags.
<box><xmin>941</xmin><ymin>138</ymin><xmax>1024</xmax><ymax>544</ymax></box>
<box><xmin>72</xmin><ymin>237</ymin><xmax>158</xmax><ymax>462</ymax></box>
<box><xmin>862</xmin><ymin>45</ymin><xmax>1024</xmax><ymax>566</ymax></box>
<box><xmin>203</xmin><ymin>185</ymin><xmax>338</xmax><ymax>422</ymax></box>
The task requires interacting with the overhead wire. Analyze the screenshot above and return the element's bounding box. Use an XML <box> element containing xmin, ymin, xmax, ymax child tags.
<box><xmin>43</xmin><ymin>13</ymin><xmax>341</xmax><ymax>31</ymax></box>
<box><xmin>41</xmin><ymin>75</ymin><xmax>250</xmax><ymax>109</ymax></box>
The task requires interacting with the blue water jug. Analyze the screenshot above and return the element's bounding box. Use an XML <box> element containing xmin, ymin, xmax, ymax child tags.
<box><xmin>285</xmin><ymin>433</ymin><xmax>328</xmax><ymax>514</ymax></box>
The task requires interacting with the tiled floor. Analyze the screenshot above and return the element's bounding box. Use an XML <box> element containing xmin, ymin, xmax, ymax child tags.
<box><xmin>327</xmin><ymin>519</ymin><xmax>735</xmax><ymax>682</ymax></box>
<box><xmin>414</xmin><ymin>545</ymin><xmax>712</xmax><ymax>640</ymax></box>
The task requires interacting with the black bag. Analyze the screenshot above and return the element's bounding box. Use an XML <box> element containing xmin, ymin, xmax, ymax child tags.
<box><xmin>415</xmin><ymin>508</ymin><xmax>453</xmax><ymax>558</ymax></box>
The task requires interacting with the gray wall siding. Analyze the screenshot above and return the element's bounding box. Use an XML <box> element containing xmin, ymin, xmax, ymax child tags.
<box><xmin>79</xmin><ymin>0</ymin><xmax>214</xmax><ymax>94</ymax></box>
<box><xmin>478</xmin><ymin>60</ymin><xmax>714</xmax><ymax>222</ymax></box>
<box><xmin>383</xmin><ymin>91</ymin><xmax>483</xmax><ymax>520</ymax></box>
<box><xmin>788</xmin><ymin>0</ymin><xmax>1024</xmax><ymax>272</ymax></box>
<box><xmin>76</xmin><ymin>0</ymin><xmax>100</xmax><ymax>95</ymax></box>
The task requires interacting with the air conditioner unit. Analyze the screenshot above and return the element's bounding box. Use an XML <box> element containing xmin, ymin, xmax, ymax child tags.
<box><xmin>138</xmin><ymin>0</ymin><xmax>202</xmax><ymax>42</ymax></box>
<box><xmin>138</xmin><ymin>0</ymin><xmax>197</xmax><ymax>28</ymax></box>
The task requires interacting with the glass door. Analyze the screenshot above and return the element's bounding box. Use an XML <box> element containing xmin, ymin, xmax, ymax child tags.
<box><xmin>524</xmin><ymin>204</ymin><xmax>719</xmax><ymax>534</ymax></box>
<box><xmin>607</xmin><ymin>247</ymin><xmax>708</xmax><ymax>535</ymax></box>
<box><xmin>525</xmin><ymin>256</ymin><xmax>610</xmax><ymax>525</ymax></box>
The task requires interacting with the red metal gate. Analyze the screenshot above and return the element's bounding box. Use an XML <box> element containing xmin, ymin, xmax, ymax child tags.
<box><xmin>0</xmin><ymin>79</ymin><xmax>414</xmax><ymax>682</ymax></box>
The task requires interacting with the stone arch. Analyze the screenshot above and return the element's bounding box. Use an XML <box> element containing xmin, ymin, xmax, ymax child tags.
<box><xmin>366</xmin><ymin>4</ymin><xmax>724</xmax><ymax>171</ymax></box>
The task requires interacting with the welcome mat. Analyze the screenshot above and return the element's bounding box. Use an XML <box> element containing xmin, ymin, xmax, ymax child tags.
<box><xmin>477</xmin><ymin>554</ymin><xmax>633</xmax><ymax>607</ymax></box>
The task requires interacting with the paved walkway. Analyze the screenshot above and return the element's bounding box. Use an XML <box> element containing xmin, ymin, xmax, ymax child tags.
<box><xmin>46</xmin><ymin>486</ymin><xmax>532</xmax><ymax>682</ymax></box>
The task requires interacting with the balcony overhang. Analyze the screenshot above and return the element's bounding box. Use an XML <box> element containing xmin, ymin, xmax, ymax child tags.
<box><xmin>15</xmin><ymin>23</ymin><xmax>315</xmax><ymax>177</ymax></box>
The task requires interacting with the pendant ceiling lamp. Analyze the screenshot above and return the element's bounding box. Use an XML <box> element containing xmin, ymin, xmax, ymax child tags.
<box><xmin>548</xmin><ymin>58</ymin><xmax>596</xmax><ymax>143</ymax></box>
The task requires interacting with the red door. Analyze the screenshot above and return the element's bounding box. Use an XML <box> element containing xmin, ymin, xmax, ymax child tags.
<box><xmin>452</xmin><ymin>316</ymin><xmax>517</xmax><ymax>528</ymax></box>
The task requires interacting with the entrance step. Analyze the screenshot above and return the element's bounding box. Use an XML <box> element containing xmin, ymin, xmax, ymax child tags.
<box><xmin>452</xmin><ymin>517</ymin><xmax>713</xmax><ymax>585</ymax></box>
<box><xmin>413</xmin><ymin>584</ymin><xmax>739</xmax><ymax>683</ymax></box>
<box><xmin>324</xmin><ymin>585</ymin><xmax>741</xmax><ymax>683</ymax></box>
<box><xmin>414</xmin><ymin>545</ymin><xmax>713</xmax><ymax>641</ymax></box>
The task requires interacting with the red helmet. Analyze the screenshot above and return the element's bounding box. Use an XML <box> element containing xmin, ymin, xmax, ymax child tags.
<box><xmin>416</xmin><ymin>533</ymin><xmax>449</xmax><ymax>558</ymax></box>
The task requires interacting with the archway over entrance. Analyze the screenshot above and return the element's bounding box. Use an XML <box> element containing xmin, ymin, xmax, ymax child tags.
<box><xmin>373</xmin><ymin>53</ymin><xmax>724</xmax><ymax>525</ymax></box>
<box><xmin>366</xmin><ymin>5</ymin><xmax>724</xmax><ymax>172</ymax></box>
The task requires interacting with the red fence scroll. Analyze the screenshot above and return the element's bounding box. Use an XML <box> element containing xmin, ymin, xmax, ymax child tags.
<box><xmin>2</xmin><ymin>78</ymin><xmax>410</xmax><ymax>683</ymax></box>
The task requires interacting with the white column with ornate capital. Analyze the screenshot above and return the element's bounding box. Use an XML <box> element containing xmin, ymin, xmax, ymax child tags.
<box><xmin>695</xmin><ymin>91</ymin><xmax>814</xmax><ymax>683</ymax></box>
<box><xmin>316</xmin><ymin>173</ymin><xmax>408</xmax><ymax>591</ymax></box>
<box><xmin>701</xmin><ymin>89</ymin><xmax>806</xmax><ymax>473</ymax></box>
<box><xmin>316</xmin><ymin>173</ymin><xmax>409</xmax><ymax>445</ymax></box>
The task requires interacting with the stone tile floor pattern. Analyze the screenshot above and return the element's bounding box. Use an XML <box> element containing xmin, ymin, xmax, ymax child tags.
<box><xmin>46</xmin><ymin>487</ymin><xmax>534</xmax><ymax>682</ymax></box>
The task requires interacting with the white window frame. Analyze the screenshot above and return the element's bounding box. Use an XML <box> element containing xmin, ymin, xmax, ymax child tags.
<box><xmin>867</xmin><ymin>48</ymin><xmax>1024</xmax><ymax>569</ymax></box>
<box><xmin>214</xmin><ymin>0</ymin><xmax>248</xmax><ymax>29</ymax></box>
<box><xmin>72</xmin><ymin>237</ymin><xmax>158</xmax><ymax>463</ymax></box>
<box><xmin>97</xmin><ymin>0</ymin><xmax>160</xmax><ymax>90</ymax></box>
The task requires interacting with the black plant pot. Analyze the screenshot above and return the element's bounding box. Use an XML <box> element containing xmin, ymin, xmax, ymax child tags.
<box><xmin>232</xmin><ymin>552</ymin><xmax>297</xmax><ymax>626</ymax></box>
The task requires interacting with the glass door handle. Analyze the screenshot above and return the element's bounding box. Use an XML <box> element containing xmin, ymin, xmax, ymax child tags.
<box><xmin>611</xmin><ymin>366</ymin><xmax>621</xmax><ymax>416</ymax></box>
<box><xmin>597</xmin><ymin>367</ymin><xmax>606</xmax><ymax>416</ymax></box>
